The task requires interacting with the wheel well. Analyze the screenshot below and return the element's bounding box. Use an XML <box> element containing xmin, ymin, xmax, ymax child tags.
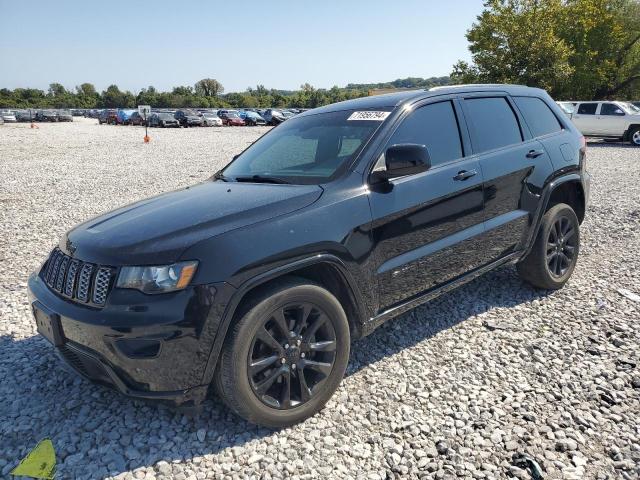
<box><xmin>625</xmin><ymin>124</ymin><xmax>640</xmax><ymax>140</ymax></box>
<box><xmin>232</xmin><ymin>262</ymin><xmax>364</xmax><ymax>339</ymax></box>
<box><xmin>547</xmin><ymin>181</ymin><xmax>585</xmax><ymax>223</ymax></box>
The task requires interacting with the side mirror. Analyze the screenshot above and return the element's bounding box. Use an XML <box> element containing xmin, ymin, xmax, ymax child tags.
<box><xmin>371</xmin><ymin>144</ymin><xmax>431</xmax><ymax>183</ymax></box>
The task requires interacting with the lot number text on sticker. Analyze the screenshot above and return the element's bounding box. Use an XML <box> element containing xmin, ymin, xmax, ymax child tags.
<box><xmin>347</xmin><ymin>111</ymin><xmax>391</xmax><ymax>121</ymax></box>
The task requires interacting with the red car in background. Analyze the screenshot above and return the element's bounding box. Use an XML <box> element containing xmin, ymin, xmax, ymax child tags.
<box><xmin>218</xmin><ymin>109</ymin><xmax>246</xmax><ymax>126</ymax></box>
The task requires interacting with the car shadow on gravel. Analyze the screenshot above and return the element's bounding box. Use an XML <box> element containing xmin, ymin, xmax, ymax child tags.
<box><xmin>586</xmin><ymin>140</ymin><xmax>637</xmax><ymax>148</ymax></box>
<box><xmin>1</xmin><ymin>264</ymin><xmax>550</xmax><ymax>479</ymax></box>
<box><xmin>346</xmin><ymin>264</ymin><xmax>551</xmax><ymax>377</ymax></box>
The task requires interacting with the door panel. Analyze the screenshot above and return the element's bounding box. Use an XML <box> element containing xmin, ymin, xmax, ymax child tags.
<box><xmin>572</xmin><ymin>103</ymin><xmax>599</xmax><ymax>135</ymax></box>
<box><xmin>369</xmin><ymin>158</ymin><xmax>485</xmax><ymax>310</ymax></box>
<box><xmin>479</xmin><ymin>139</ymin><xmax>553</xmax><ymax>260</ymax></box>
<box><xmin>598</xmin><ymin>103</ymin><xmax>627</xmax><ymax>136</ymax></box>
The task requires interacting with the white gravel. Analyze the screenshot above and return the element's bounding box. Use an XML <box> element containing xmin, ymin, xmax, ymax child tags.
<box><xmin>1</xmin><ymin>119</ymin><xmax>639</xmax><ymax>479</ymax></box>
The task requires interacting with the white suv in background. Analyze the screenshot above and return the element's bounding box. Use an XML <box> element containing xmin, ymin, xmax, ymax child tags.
<box><xmin>571</xmin><ymin>101</ymin><xmax>640</xmax><ymax>146</ymax></box>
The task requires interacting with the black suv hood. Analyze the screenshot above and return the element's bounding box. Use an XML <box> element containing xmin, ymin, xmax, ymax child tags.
<box><xmin>62</xmin><ymin>181</ymin><xmax>323</xmax><ymax>265</ymax></box>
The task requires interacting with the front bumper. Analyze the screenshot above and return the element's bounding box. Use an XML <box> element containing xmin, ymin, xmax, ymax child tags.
<box><xmin>28</xmin><ymin>273</ymin><xmax>233</xmax><ymax>406</ymax></box>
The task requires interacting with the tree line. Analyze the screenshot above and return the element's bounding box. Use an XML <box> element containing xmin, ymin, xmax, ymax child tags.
<box><xmin>3</xmin><ymin>0</ymin><xmax>638</xmax><ymax>109</ymax></box>
<box><xmin>452</xmin><ymin>0</ymin><xmax>640</xmax><ymax>100</ymax></box>
<box><xmin>0</xmin><ymin>77</ymin><xmax>449</xmax><ymax>110</ymax></box>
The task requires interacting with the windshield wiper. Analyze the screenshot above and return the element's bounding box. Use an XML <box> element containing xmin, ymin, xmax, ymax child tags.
<box><xmin>234</xmin><ymin>175</ymin><xmax>291</xmax><ymax>184</ymax></box>
<box><xmin>213</xmin><ymin>171</ymin><xmax>230</xmax><ymax>182</ymax></box>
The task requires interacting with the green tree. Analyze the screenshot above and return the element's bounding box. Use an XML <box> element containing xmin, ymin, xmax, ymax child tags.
<box><xmin>452</xmin><ymin>0</ymin><xmax>640</xmax><ymax>100</ymax></box>
<box><xmin>48</xmin><ymin>83</ymin><xmax>67</xmax><ymax>97</ymax></box>
<box><xmin>194</xmin><ymin>78</ymin><xmax>224</xmax><ymax>97</ymax></box>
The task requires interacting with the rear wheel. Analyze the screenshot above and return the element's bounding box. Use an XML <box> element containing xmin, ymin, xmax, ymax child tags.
<box><xmin>517</xmin><ymin>203</ymin><xmax>580</xmax><ymax>289</ymax></box>
<box><xmin>215</xmin><ymin>278</ymin><xmax>350</xmax><ymax>427</ymax></box>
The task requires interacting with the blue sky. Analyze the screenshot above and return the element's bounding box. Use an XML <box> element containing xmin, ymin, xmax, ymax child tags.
<box><xmin>0</xmin><ymin>0</ymin><xmax>482</xmax><ymax>93</ymax></box>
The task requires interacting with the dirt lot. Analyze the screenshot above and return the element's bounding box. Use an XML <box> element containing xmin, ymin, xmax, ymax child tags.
<box><xmin>1</xmin><ymin>119</ymin><xmax>639</xmax><ymax>479</ymax></box>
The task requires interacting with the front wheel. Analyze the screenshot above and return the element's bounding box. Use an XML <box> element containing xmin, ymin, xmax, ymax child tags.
<box><xmin>517</xmin><ymin>203</ymin><xmax>580</xmax><ymax>290</ymax></box>
<box><xmin>629</xmin><ymin>127</ymin><xmax>640</xmax><ymax>146</ymax></box>
<box><xmin>215</xmin><ymin>278</ymin><xmax>350</xmax><ymax>427</ymax></box>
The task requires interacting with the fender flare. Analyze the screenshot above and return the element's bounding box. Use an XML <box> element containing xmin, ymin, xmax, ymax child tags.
<box><xmin>521</xmin><ymin>172</ymin><xmax>584</xmax><ymax>257</ymax></box>
<box><xmin>199</xmin><ymin>254</ymin><xmax>366</xmax><ymax>387</ymax></box>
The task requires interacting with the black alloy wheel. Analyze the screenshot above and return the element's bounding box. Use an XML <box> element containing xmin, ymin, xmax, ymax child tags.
<box><xmin>214</xmin><ymin>278</ymin><xmax>350</xmax><ymax>427</ymax></box>
<box><xmin>546</xmin><ymin>215</ymin><xmax>577</xmax><ymax>278</ymax></box>
<box><xmin>517</xmin><ymin>203</ymin><xmax>580</xmax><ymax>289</ymax></box>
<box><xmin>248</xmin><ymin>302</ymin><xmax>337</xmax><ymax>409</ymax></box>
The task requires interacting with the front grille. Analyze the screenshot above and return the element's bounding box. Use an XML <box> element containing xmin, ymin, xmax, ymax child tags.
<box><xmin>41</xmin><ymin>248</ymin><xmax>114</xmax><ymax>307</ymax></box>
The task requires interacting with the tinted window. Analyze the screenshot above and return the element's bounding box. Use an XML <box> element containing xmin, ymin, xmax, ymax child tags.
<box><xmin>600</xmin><ymin>103</ymin><xmax>624</xmax><ymax>116</ymax></box>
<box><xmin>386</xmin><ymin>101</ymin><xmax>462</xmax><ymax>167</ymax></box>
<box><xmin>464</xmin><ymin>97</ymin><xmax>522</xmax><ymax>153</ymax></box>
<box><xmin>514</xmin><ymin>96</ymin><xmax>562</xmax><ymax>137</ymax></box>
<box><xmin>577</xmin><ymin>103</ymin><xmax>597</xmax><ymax>115</ymax></box>
<box><xmin>223</xmin><ymin>110</ymin><xmax>385</xmax><ymax>184</ymax></box>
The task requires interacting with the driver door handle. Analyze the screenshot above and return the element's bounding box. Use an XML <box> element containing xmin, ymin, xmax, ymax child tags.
<box><xmin>453</xmin><ymin>170</ymin><xmax>477</xmax><ymax>181</ymax></box>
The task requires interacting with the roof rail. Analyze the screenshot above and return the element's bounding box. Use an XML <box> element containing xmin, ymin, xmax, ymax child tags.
<box><xmin>428</xmin><ymin>83</ymin><xmax>525</xmax><ymax>91</ymax></box>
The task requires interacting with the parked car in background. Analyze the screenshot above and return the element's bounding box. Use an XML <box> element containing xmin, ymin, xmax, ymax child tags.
<box><xmin>148</xmin><ymin>112</ymin><xmax>180</xmax><ymax>128</ymax></box>
<box><xmin>36</xmin><ymin>110</ymin><xmax>58</xmax><ymax>122</ymax></box>
<box><xmin>243</xmin><ymin>111</ymin><xmax>267</xmax><ymax>126</ymax></box>
<box><xmin>571</xmin><ymin>101</ymin><xmax>640</xmax><ymax>146</ymax></box>
<box><xmin>262</xmin><ymin>109</ymin><xmax>286</xmax><ymax>126</ymax></box>
<box><xmin>15</xmin><ymin>110</ymin><xmax>34</xmax><ymax>122</ymax></box>
<box><xmin>98</xmin><ymin>109</ymin><xmax>118</xmax><ymax>125</ymax></box>
<box><xmin>218</xmin><ymin>109</ymin><xmax>245</xmax><ymax>126</ymax></box>
<box><xmin>556</xmin><ymin>102</ymin><xmax>575</xmax><ymax>118</ymax></box>
<box><xmin>201</xmin><ymin>112</ymin><xmax>223</xmax><ymax>126</ymax></box>
<box><xmin>128</xmin><ymin>112</ymin><xmax>147</xmax><ymax>126</ymax></box>
<box><xmin>116</xmin><ymin>109</ymin><xmax>136</xmax><ymax>125</ymax></box>
<box><xmin>1</xmin><ymin>110</ymin><xmax>17</xmax><ymax>123</ymax></box>
<box><xmin>57</xmin><ymin>110</ymin><xmax>73</xmax><ymax>122</ymax></box>
<box><xmin>174</xmin><ymin>110</ymin><xmax>203</xmax><ymax>127</ymax></box>
<box><xmin>71</xmin><ymin>109</ymin><xmax>85</xmax><ymax>117</ymax></box>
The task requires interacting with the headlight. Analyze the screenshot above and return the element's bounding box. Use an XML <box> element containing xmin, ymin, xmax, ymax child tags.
<box><xmin>116</xmin><ymin>261</ymin><xmax>198</xmax><ymax>294</ymax></box>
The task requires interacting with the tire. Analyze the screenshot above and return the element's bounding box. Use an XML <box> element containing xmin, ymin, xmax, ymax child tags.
<box><xmin>215</xmin><ymin>278</ymin><xmax>350</xmax><ymax>427</ymax></box>
<box><xmin>629</xmin><ymin>127</ymin><xmax>640</xmax><ymax>146</ymax></box>
<box><xmin>517</xmin><ymin>203</ymin><xmax>580</xmax><ymax>290</ymax></box>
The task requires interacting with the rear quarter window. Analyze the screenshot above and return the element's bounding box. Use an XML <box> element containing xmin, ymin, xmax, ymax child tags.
<box><xmin>463</xmin><ymin>97</ymin><xmax>522</xmax><ymax>153</ymax></box>
<box><xmin>514</xmin><ymin>96</ymin><xmax>563</xmax><ymax>138</ymax></box>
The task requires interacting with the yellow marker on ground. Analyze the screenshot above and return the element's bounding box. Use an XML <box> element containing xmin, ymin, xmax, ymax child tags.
<box><xmin>10</xmin><ymin>438</ymin><xmax>56</xmax><ymax>479</ymax></box>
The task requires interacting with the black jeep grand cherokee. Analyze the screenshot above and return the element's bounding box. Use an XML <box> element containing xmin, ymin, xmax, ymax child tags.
<box><xmin>29</xmin><ymin>85</ymin><xmax>590</xmax><ymax>427</ymax></box>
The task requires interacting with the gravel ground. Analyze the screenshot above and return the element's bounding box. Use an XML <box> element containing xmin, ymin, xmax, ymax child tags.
<box><xmin>1</xmin><ymin>119</ymin><xmax>639</xmax><ymax>480</ymax></box>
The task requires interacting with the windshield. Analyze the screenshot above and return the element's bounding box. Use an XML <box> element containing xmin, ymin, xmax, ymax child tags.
<box><xmin>221</xmin><ymin>109</ymin><xmax>389</xmax><ymax>184</ymax></box>
<box><xmin>620</xmin><ymin>102</ymin><xmax>639</xmax><ymax>114</ymax></box>
<box><xmin>159</xmin><ymin>113</ymin><xmax>174</xmax><ymax>119</ymax></box>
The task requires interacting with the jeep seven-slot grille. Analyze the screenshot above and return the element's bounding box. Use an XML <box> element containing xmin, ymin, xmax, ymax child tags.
<box><xmin>42</xmin><ymin>248</ymin><xmax>114</xmax><ymax>307</ymax></box>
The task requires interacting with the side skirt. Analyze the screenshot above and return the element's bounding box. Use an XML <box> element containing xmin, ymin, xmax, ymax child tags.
<box><xmin>361</xmin><ymin>251</ymin><xmax>522</xmax><ymax>336</ymax></box>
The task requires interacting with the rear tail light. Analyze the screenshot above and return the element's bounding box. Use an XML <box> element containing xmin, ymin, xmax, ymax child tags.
<box><xmin>579</xmin><ymin>136</ymin><xmax>587</xmax><ymax>171</ymax></box>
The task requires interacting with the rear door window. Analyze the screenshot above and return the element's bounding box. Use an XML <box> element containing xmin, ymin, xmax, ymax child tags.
<box><xmin>386</xmin><ymin>100</ymin><xmax>463</xmax><ymax>167</ymax></box>
<box><xmin>577</xmin><ymin>103</ymin><xmax>597</xmax><ymax>115</ymax></box>
<box><xmin>463</xmin><ymin>97</ymin><xmax>522</xmax><ymax>153</ymax></box>
<box><xmin>513</xmin><ymin>96</ymin><xmax>563</xmax><ymax>138</ymax></box>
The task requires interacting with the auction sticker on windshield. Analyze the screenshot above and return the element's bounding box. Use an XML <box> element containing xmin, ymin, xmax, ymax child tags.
<box><xmin>347</xmin><ymin>111</ymin><xmax>391</xmax><ymax>121</ymax></box>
